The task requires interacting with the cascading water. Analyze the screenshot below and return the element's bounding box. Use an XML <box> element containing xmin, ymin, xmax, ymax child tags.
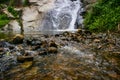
<box><xmin>41</xmin><ymin>0</ymin><xmax>83</xmax><ymax>33</ymax></box>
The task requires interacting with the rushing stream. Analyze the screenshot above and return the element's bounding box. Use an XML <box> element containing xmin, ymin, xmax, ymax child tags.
<box><xmin>0</xmin><ymin>33</ymin><xmax>120</xmax><ymax>80</ymax></box>
<box><xmin>41</xmin><ymin>0</ymin><xmax>83</xmax><ymax>32</ymax></box>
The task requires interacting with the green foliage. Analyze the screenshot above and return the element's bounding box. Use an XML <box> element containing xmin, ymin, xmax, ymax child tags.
<box><xmin>9</xmin><ymin>0</ymin><xmax>14</xmax><ymax>6</ymax></box>
<box><xmin>0</xmin><ymin>14</ymin><xmax>10</xmax><ymax>28</ymax></box>
<box><xmin>0</xmin><ymin>32</ymin><xmax>8</xmax><ymax>39</ymax></box>
<box><xmin>7</xmin><ymin>6</ymin><xmax>19</xmax><ymax>17</ymax></box>
<box><xmin>23</xmin><ymin>0</ymin><xmax>30</xmax><ymax>6</ymax></box>
<box><xmin>0</xmin><ymin>14</ymin><xmax>9</xmax><ymax>20</ymax></box>
<box><xmin>0</xmin><ymin>0</ymin><xmax>21</xmax><ymax>28</ymax></box>
<box><xmin>0</xmin><ymin>0</ymin><xmax>9</xmax><ymax>3</ymax></box>
<box><xmin>84</xmin><ymin>0</ymin><xmax>120</xmax><ymax>32</ymax></box>
<box><xmin>0</xmin><ymin>20</ymin><xmax>10</xmax><ymax>28</ymax></box>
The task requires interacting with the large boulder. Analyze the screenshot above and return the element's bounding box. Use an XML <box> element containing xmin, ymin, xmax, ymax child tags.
<box><xmin>22</xmin><ymin>0</ymin><xmax>55</xmax><ymax>33</ymax></box>
<box><xmin>12</xmin><ymin>34</ymin><xmax>24</xmax><ymax>44</ymax></box>
<box><xmin>3</xmin><ymin>20</ymin><xmax>21</xmax><ymax>34</ymax></box>
<box><xmin>2</xmin><ymin>0</ymin><xmax>56</xmax><ymax>34</ymax></box>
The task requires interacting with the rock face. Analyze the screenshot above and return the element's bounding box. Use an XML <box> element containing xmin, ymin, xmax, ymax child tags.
<box><xmin>2</xmin><ymin>0</ymin><xmax>55</xmax><ymax>34</ymax></box>
<box><xmin>3</xmin><ymin>20</ymin><xmax>21</xmax><ymax>34</ymax></box>
<box><xmin>22</xmin><ymin>0</ymin><xmax>55</xmax><ymax>33</ymax></box>
<box><xmin>22</xmin><ymin>6</ymin><xmax>40</xmax><ymax>33</ymax></box>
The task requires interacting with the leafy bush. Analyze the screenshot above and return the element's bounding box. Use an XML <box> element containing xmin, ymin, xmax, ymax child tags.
<box><xmin>7</xmin><ymin>6</ymin><xmax>19</xmax><ymax>17</ymax></box>
<box><xmin>23</xmin><ymin>0</ymin><xmax>30</xmax><ymax>6</ymax></box>
<box><xmin>0</xmin><ymin>20</ymin><xmax>10</xmax><ymax>28</ymax></box>
<box><xmin>0</xmin><ymin>0</ymin><xmax>9</xmax><ymax>3</ymax></box>
<box><xmin>9</xmin><ymin>0</ymin><xmax>14</xmax><ymax>6</ymax></box>
<box><xmin>84</xmin><ymin>0</ymin><xmax>120</xmax><ymax>32</ymax></box>
<box><xmin>0</xmin><ymin>14</ymin><xmax>10</xmax><ymax>28</ymax></box>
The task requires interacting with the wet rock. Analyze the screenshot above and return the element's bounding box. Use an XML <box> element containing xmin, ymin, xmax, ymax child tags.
<box><xmin>31</xmin><ymin>40</ymin><xmax>42</xmax><ymax>45</ymax></box>
<box><xmin>49</xmin><ymin>40</ymin><xmax>58</xmax><ymax>48</ymax></box>
<box><xmin>20</xmin><ymin>61</ymin><xmax>33</xmax><ymax>69</ymax></box>
<box><xmin>25</xmin><ymin>67</ymin><xmax>39</xmax><ymax>75</ymax></box>
<box><xmin>107</xmin><ymin>39</ymin><xmax>116</xmax><ymax>45</ymax></box>
<box><xmin>41</xmin><ymin>40</ymin><xmax>48</xmax><ymax>48</ymax></box>
<box><xmin>70</xmin><ymin>33</ymin><xmax>80</xmax><ymax>42</ymax></box>
<box><xmin>39</xmin><ymin>50</ymin><xmax>47</xmax><ymax>55</ymax></box>
<box><xmin>62</xmin><ymin>31</ymin><xmax>70</xmax><ymax>37</ymax></box>
<box><xmin>0</xmin><ymin>40</ymin><xmax>12</xmax><ymax>47</ymax></box>
<box><xmin>24</xmin><ymin>50</ymin><xmax>37</xmax><ymax>56</ymax></box>
<box><xmin>12</xmin><ymin>34</ymin><xmax>24</xmax><ymax>44</ymax></box>
<box><xmin>76</xmin><ymin>36</ymin><xmax>82</xmax><ymax>42</ymax></box>
<box><xmin>25</xmin><ymin>38</ymin><xmax>42</xmax><ymax>46</ymax></box>
<box><xmin>0</xmin><ymin>48</ymin><xmax>4</xmax><ymax>52</ymax></box>
<box><xmin>44</xmin><ymin>35</ymin><xmax>49</xmax><ymax>38</ymax></box>
<box><xmin>24</xmin><ymin>39</ymin><xmax>32</xmax><ymax>45</ymax></box>
<box><xmin>0</xmin><ymin>40</ymin><xmax>6</xmax><ymax>47</ymax></box>
<box><xmin>77</xmin><ymin>29</ymin><xmax>82</xmax><ymax>35</ymax></box>
<box><xmin>32</xmin><ymin>45</ymin><xmax>41</xmax><ymax>50</ymax></box>
<box><xmin>9</xmin><ymin>45</ymin><xmax>15</xmax><ymax>50</ymax></box>
<box><xmin>84</xmin><ymin>30</ymin><xmax>92</xmax><ymax>35</ymax></box>
<box><xmin>55</xmin><ymin>34</ymin><xmax>60</xmax><ymax>37</ymax></box>
<box><xmin>17</xmin><ymin>56</ymin><xmax>33</xmax><ymax>63</ymax></box>
<box><xmin>48</xmin><ymin>47</ymin><xmax>57</xmax><ymax>53</ymax></box>
<box><xmin>14</xmin><ymin>67</ymin><xmax>39</xmax><ymax>80</ymax></box>
<box><xmin>94</xmin><ymin>39</ymin><xmax>100</xmax><ymax>43</ymax></box>
<box><xmin>97</xmin><ymin>45</ymin><xmax>102</xmax><ymax>49</ymax></box>
<box><xmin>0</xmin><ymin>56</ymin><xmax>16</xmax><ymax>72</ymax></box>
<box><xmin>94</xmin><ymin>33</ymin><xmax>105</xmax><ymax>39</ymax></box>
<box><xmin>61</xmin><ymin>37</ymin><xmax>68</xmax><ymax>41</ymax></box>
<box><xmin>0</xmin><ymin>52</ymin><xmax>4</xmax><ymax>58</ymax></box>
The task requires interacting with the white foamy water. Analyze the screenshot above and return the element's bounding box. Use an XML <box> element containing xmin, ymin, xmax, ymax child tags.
<box><xmin>41</xmin><ymin>0</ymin><xmax>83</xmax><ymax>31</ymax></box>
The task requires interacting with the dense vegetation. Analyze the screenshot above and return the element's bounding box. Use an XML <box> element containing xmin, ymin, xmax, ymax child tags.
<box><xmin>0</xmin><ymin>0</ymin><xmax>9</xmax><ymax>3</ymax></box>
<box><xmin>0</xmin><ymin>14</ymin><xmax>10</xmax><ymax>28</ymax></box>
<box><xmin>7</xmin><ymin>6</ymin><xmax>19</xmax><ymax>18</ymax></box>
<box><xmin>84</xmin><ymin>0</ymin><xmax>120</xmax><ymax>32</ymax></box>
<box><xmin>0</xmin><ymin>0</ymin><xmax>29</xmax><ymax>28</ymax></box>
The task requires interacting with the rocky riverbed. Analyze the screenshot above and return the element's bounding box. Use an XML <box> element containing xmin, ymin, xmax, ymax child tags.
<box><xmin>0</xmin><ymin>30</ymin><xmax>120</xmax><ymax>80</ymax></box>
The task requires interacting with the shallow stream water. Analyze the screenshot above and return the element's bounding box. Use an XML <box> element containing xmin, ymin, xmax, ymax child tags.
<box><xmin>1</xmin><ymin>35</ymin><xmax>120</xmax><ymax>80</ymax></box>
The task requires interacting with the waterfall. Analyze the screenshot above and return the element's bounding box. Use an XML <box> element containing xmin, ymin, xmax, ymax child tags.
<box><xmin>41</xmin><ymin>0</ymin><xmax>83</xmax><ymax>33</ymax></box>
